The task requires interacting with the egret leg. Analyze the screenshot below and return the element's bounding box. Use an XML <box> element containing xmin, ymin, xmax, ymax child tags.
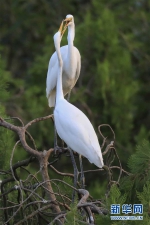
<box><xmin>54</xmin><ymin>125</ymin><xmax>64</xmax><ymax>154</ymax></box>
<box><xmin>79</xmin><ymin>154</ymin><xmax>85</xmax><ymax>189</ymax></box>
<box><xmin>67</xmin><ymin>90</ymin><xmax>71</xmax><ymax>102</ymax></box>
<box><xmin>53</xmin><ymin>113</ymin><xmax>62</xmax><ymax>154</ymax></box>
<box><xmin>68</xmin><ymin>147</ymin><xmax>78</xmax><ymax>202</ymax></box>
<box><xmin>53</xmin><ymin>101</ymin><xmax>65</xmax><ymax>153</ymax></box>
<box><xmin>54</xmin><ymin>125</ymin><xmax>58</xmax><ymax>154</ymax></box>
<box><xmin>53</xmin><ymin>108</ymin><xmax>58</xmax><ymax>154</ymax></box>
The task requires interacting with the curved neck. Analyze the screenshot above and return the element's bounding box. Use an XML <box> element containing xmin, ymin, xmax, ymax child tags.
<box><xmin>55</xmin><ymin>40</ymin><xmax>64</xmax><ymax>102</ymax></box>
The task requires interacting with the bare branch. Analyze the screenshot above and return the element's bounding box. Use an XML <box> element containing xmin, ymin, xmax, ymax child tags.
<box><xmin>14</xmin><ymin>204</ymin><xmax>55</xmax><ymax>225</ymax></box>
<box><xmin>49</xmin><ymin>165</ymin><xmax>74</xmax><ymax>178</ymax></box>
<box><xmin>48</xmin><ymin>214</ymin><xmax>66</xmax><ymax>225</ymax></box>
<box><xmin>24</xmin><ymin>114</ymin><xmax>53</xmax><ymax>130</ymax></box>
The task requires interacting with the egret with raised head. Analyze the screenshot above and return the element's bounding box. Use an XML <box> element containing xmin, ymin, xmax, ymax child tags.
<box><xmin>46</xmin><ymin>14</ymin><xmax>81</xmax><ymax>107</ymax></box>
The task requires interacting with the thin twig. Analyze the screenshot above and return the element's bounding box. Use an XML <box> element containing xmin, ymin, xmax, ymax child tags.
<box><xmin>49</xmin><ymin>165</ymin><xmax>74</xmax><ymax>177</ymax></box>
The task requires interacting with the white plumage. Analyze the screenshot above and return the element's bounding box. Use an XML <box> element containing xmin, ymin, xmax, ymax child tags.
<box><xmin>46</xmin><ymin>14</ymin><xmax>81</xmax><ymax>107</ymax></box>
<box><xmin>53</xmin><ymin>28</ymin><xmax>104</xmax><ymax>168</ymax></box>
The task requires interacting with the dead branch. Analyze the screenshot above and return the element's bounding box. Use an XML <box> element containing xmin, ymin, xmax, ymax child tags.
<box><xmin>98</xmin><ymin>124</ymin><xmax>115</xmax><ymax>149</ymax></box>
<box><xmin>14</xmin><ymin>204</ymin><xmax>56</xmax><ymax>225</ymax></box>
<box><xmin>49</xmin><ymin>165</ymin><xmax>74</xmax><ymax>178</ymax></box>
<box><xmin>0</xmin><ymin>115</ymin><xmax>130</xmax><ymax>224</ymax></box>
<box><xmin>0</xmin><ymin>116</ymin><xmax>63</xmax><ymax>224</ymax></box>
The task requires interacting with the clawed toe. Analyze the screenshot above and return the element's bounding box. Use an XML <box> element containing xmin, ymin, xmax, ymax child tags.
<box><xmin>53</xmin><ymin>145</ymin><xmax>63</xmax><ymax>155</ymax></box>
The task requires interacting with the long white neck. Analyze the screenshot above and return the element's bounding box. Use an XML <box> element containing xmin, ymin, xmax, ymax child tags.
<box><xmin>55</xmin><ymin>36</ymin><xmax>64</xmax><ymax>103</ymax></box>
<box><xmin>66</xmin><ymin>24</ymin><xmax>75</xmax><ymax>78</ymax></box>
<box><xmin>67</xmin><ymin>23</ymin><xmax>75</xmax><ymax>46</ymax></box>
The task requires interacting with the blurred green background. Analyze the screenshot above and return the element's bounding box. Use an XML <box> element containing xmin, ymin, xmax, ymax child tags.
<box><xmin>0</xmin><ymin>0</ymin><xmax>150</xmax><ymax>187</ymax></box>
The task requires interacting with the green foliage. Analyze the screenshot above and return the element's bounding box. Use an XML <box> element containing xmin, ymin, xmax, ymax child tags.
<box><xmin>1</xmin><ymin>0</ymin><xmax>150</xmax><ymax>166</ymax></box>
<box><xmin>1</xmin><ymin>0</ymin><xmax>150</xmax><ymax>223</ymax></box>
<box><xmin>51</xmin><ymin>176</ymin><xmax>74</xmax><ymax>205</ymax></box>
<box><xmin>137</xmin><ymin>181</ymin><xmax>150</xmax><ymax>224</ymax></box>
<box><xmin>75</xmin><ymin>0</ymin><xmax>139</xmax><ymax>157</ymax></box>
<box><xmin>0</xmin><ymin>56</ymin><xmax>10</xmax><ymax>115</ymax></box>
<box><xmin>89</xmin><ymin>180</ymin><xmax>107</xmax><ymax>199</ymax></box>
<box><xmin>107</xmin><ymin>184</ymin><xmax>127</xmax><ymax>208</ymax></box>
<box><xmin>62</xmin><ymin>176</ymin><xmax>74</xmax><ymax>197</ymax></box>
<box><xmin>65</xmin><ymin>202</ymin><xmax>83</xmax><ymax>225</ymax></box>
<box><xmin>116</xmin><ymin>181</ymin><xmax>150</xmax><ymax>225</ymax></box>
<box><xmin>0</xmin><ymin>57</ymin><xmax>15</xmax><ymax>170</ymax></box>
<box><xmin>129</xmin><ymin>140</ymin><xmax>150</xmax><ymax>176</ymax></box>
<box><xmin>93</xmin><ymin>184</ymin><xmax>127</xmax><ymax>225</ymax></box>
<box><xmin>121</xmin><ymin>140</ymin><xmax>150</xmax><ymax>203</ymax></box>
<box><xmin>137</xmin><ymin>181</ymin><xmax>150</xmax><ymax>209</ymax></box>
<box><xmin>94</xmin><ymin>214</ymin><xmax>111</xmax><ymax>225</ymax></box>
<box><xmin>0</xmin><ymin>127</ymin><xmax>14</xmax><ymax>170</ymax></box>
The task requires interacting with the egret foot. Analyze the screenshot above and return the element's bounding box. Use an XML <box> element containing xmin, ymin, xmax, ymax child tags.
<box><xmin>53</xmin><ymin>145</ymin><xmax>63</xmax><ymax>155</ymax></box>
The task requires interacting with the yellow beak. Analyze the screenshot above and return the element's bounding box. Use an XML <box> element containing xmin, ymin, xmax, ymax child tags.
<box><xmin>64</xmin><ymin>17</ymin><xmax>72</xmax><ymax>23</ymax></box>
<box><xmin>58</xmin><ymin>17</ymin><xmax>72</xmax><ymax>37</ymax></box>
<box><xmin>64</xmin><ymin>17</ymin><xmax>72</xmax><ymax>28</ymax></box>
<box><xmin>58</xmin><ymin>20</ymin><xmax>68</xmax><ymax>37</ymax></box>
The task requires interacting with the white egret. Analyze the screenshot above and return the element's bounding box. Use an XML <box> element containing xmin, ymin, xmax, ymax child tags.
<box><xmin>46</xmin><ymin>14</ymin><xmax>81</xmax><ymax>107</ymax></box>
<box><xmin>53</xmin><ymin>27</ymin><xmax>104</xmax><ymax>173</ymax></box>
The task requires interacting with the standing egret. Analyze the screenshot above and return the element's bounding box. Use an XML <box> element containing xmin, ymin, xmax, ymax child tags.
<box><xmin>53</xmin><ymin>25</ymin><xmax>104</xmax><ymax>185</ymax></box>
<box><xmin>46</xmin><ymin>14</ymin><xmax>81</xmax><ymax>107</ymax></box>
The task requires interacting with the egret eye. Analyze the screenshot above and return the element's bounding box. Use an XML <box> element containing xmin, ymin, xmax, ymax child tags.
<box><xmin>66</xmin><ymin>20</ymin><xmax>70</xmax><ymax>25</ymax></box>
<box><xmin>64</xmin><ymin>17</ymin><xmax>72</xmax><ymax>27</ymax></box>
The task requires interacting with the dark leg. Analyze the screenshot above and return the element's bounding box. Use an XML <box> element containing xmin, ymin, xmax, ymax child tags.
<box><xmin>79</xmin><ymin>154</ymin><xmax>85</xmax><ymax>189</ymax></box>
<box><xmin>53</xmin><ymin>114</ymin><xmax>62</xmax><ymax>154</ymax></box>
<box><xmin>53</xmin><ymin>108</ymin><xmax>58</xmax><ymax>154</ymax></box>
<box><xmin>54</xmin><ymin>125</ymin><xmax>58</xmax><ymax>154</ymax></box>
<box><xmin>68</xmin><ymin>147</ymin><xmax>78</xmax><ymax>202</ymax></box>
<box><xmin>67</xmin><ymin>91</ymin><xmax>71</xmax><ymax>102</ymax></box>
